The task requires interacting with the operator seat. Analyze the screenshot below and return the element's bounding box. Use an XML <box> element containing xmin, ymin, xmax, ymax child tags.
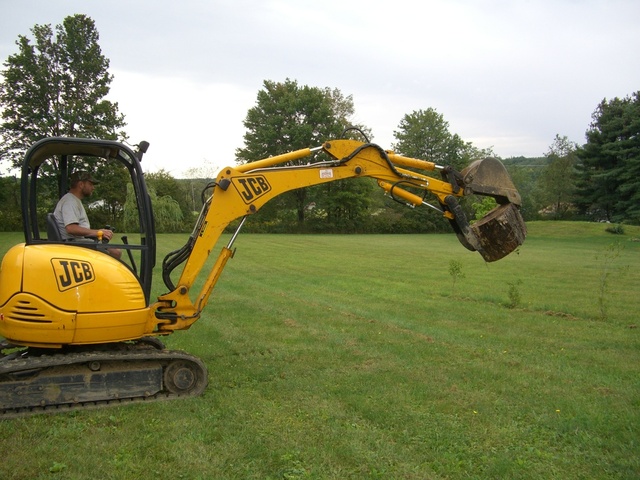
<box><xmin>46</xmin><ymin>213</ymin><xmax>63</xmax><ymax>241</ymax></box>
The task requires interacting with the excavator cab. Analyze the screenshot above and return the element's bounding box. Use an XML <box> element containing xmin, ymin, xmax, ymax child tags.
<box><xmin>18</xmin><ymin>137</ymin><xmax>156</xmax><ymax>300</ymax></box>
<box><xmin>0</xmin><ymin>138</ymin><xmax>157</xmax><ymax>349</ymax></box>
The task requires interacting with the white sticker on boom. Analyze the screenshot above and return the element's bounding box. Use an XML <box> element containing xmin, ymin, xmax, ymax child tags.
<box><xmin>319</xmin><ymin>169</ymin><xmax>334</xmax><ymax>179</ymax></box>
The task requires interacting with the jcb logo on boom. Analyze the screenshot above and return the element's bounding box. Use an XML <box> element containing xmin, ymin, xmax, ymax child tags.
<box><xmin>51</xmin><ymin>258</ymin><xmax>96</xmax><ymax>291</ymax></box>
<box><xmin>231</xmin><ymin>175</ymin><xmax>272</xmax><ymax>204</ymax></box>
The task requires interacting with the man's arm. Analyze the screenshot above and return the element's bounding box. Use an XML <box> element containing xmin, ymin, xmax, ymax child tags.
<box><xmin>65</xmin><ymin>223</ymin><xmax>114</xmax><ymax>241</ymax></box>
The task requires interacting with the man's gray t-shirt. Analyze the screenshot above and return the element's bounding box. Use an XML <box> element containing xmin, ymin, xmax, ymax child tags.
<box><xmin>53</xmin><ymin>192</ymin><xmax>90</xmax><ymax>240</ymax></box>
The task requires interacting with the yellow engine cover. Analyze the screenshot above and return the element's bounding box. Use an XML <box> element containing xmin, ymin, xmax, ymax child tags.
<box><xmin>0</xmin><ymin>243</ymin><xmax>150</xmax><ymax>348</ymax></box>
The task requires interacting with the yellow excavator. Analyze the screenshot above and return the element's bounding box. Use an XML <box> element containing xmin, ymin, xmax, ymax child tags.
<box><xmin>0</xmin><ymin>135</ymin><xmax>526</xmax><ymax>417</ymax></box>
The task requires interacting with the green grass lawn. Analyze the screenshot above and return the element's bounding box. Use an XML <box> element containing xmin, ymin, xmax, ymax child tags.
<box><xmin>1</xmin><ymin>222</ymin><xmax>639</xmax><ymax>479</ymax></box>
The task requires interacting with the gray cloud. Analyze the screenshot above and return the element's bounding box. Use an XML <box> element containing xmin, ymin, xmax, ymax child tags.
<box><xmin>1</xmin><ymin>0</ymin><xmax>639</xmax><ymax>174</ymax></box>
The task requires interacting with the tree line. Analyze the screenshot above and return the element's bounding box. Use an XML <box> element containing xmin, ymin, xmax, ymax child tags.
<box><xmin>1</xmin><ymin>15</ymin><xmax>638</xmax><ymax>234</ymax></box>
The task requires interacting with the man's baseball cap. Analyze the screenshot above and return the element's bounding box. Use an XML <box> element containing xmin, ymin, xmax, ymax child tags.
<box><xmin>71</xmin><ymin>171</ymin><xmax>100</xmax><ymax>184</ymax></box>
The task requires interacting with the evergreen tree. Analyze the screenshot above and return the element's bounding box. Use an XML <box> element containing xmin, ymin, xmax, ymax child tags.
<box><xmin>576</xmin><ymin>92</ymin><xmax>640</xmax><ymax>223</ymax></box>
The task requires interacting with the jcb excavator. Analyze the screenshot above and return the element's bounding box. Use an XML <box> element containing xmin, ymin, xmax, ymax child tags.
<box><xmin>0</xmin><ymin>135</ymin><xmax>526</xmax><ymax>417</ymax></box>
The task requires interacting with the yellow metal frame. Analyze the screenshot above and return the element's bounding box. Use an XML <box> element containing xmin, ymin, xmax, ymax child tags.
<box><xmin>150</xmin><ymin>139</ymin><xmax>461</xmax><ymax>334</ymax></box>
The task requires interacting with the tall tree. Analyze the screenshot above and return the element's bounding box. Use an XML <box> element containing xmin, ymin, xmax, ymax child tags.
<box><xmin>145</xmin><ymin>169</ymin><xmax>192</xmax><ymax>230</ymax></box>
<box><xmin>237</xmin><ymin>79</ymin><xmax>371</xmax><ymax>228</ymax></box>
<box><xmin>575</xmin><ymin>92</ymin><xmax>640</xmax><ymax>222</ymax></box>
<box><xmin>0</xmin><ymin>175</ymin><xmax>21</xmax><ymax>231</ymax></box>
<box><xmin>540</xmin><ymin>134</ymin><xmax>578</xmax><ymax>219</ymax></box>
<box><xmin>0</xmin><ymin>14</ymin><xmax>126</xmax><ymax>169</ymax></box>
<box><xmin>392</xmin><ymin>108</ymin><xmax>485</xmax><ymax>171</ymax></box>
<box><xmin>611</xmin><ymin>93</ymin><xmax>640</xmax><ymax>223</ymax></box>
<box><xmin>88</xmin><ymin>163</ymin><xmax>130</xmax><ymax>230</ymax></box>
<box><xmin>123</xmin><ymin>183</ymin><xmax>183</xmax><ymax>234</ymax></box>
<box><xmin>391</xmin><ymin>108</ymin><xmax>491</xmax><ymax>229</ymax></box>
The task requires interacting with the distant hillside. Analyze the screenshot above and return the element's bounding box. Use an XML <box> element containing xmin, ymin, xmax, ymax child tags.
<box><xmin>501</xmin><ymin>156</ymin><xmax>549</xmax><ymax>167</ymax></box>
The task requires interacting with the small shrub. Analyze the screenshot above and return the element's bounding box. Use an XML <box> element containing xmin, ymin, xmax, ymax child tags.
<box><xmin>605</xmin><ymin>224</ymin><xmax>625</xmax><ymax>235</ymax></box>
<box><xmin>448</xmin><ymin>259</ymin><xmax>465</xmax><ymax>296</ymax></box>
<box><xmin>506</xmin><ymin>279</ymin><xmax>523</xmax><ymax>309</ymax></box>
<box><xmin>49</xmin><ymin>462</ymin><xmax>67</xmax><ymax>473</ymax></box>
<box><xmin>596</xmin><ymin>242</ymin><xmax>629</xmax><ymax>320</ymax></box>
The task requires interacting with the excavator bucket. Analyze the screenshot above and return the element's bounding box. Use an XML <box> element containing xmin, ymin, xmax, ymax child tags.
<box><xmin>448</xmin><ymin>158</ymin><xmax>527</xmax><ymax>262</ymax></box>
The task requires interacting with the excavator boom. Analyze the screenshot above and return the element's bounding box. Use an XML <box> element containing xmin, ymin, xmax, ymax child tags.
<box><xmin>153</xmin><ymin>139</ymin><xmax>526</xmax><ymax>333</ymax></box>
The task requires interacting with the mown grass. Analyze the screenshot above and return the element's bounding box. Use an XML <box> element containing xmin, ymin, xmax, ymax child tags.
<box><xmin>1</xmin><ymin>222</ymin><xmax>639</xmax><ymax>479</ymax></box>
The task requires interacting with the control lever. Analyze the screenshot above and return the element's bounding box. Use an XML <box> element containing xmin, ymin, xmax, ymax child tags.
<box><xmin>121</xmin><ymin>235</ymin><xmax>138</xmax><ymax>275</ymax></box>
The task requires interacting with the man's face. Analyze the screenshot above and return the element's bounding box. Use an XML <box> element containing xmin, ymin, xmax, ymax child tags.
<box><xmin>80</xmin><ymin>180</ymin><xmax>96</xmax><ymax>197</ymax></box>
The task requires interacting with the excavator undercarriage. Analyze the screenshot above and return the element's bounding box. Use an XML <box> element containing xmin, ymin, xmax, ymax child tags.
<box><xmin>0</xmin><ymin>338</ymin><xmax>207</xmax><ymax>419</ymax></box>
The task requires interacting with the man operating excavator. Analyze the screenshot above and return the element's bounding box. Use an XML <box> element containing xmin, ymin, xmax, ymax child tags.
<box><xmin>53</xmin><ymin>171</ymin><xmax>122</xmax><ymax>259</ymax></box>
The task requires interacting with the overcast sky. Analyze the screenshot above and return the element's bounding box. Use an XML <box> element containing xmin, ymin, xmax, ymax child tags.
<box><xmin>1</xmin><ymin>0</ymin><xmax>639</xmax><ymax>177</ymax></box>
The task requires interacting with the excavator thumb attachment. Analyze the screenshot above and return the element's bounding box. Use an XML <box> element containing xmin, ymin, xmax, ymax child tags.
<box><xmin>447</xmin><ymin>158</ymin><xmax>527</xmax><ymax>262</ymax></box>
<box><xmin>461</xmin><ymin>157</ymin><xmax>522</xmax><ymax>205</ymax></box>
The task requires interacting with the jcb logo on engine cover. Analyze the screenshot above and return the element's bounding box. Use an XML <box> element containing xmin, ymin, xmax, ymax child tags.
<box><xmin>51</xmin><ymin>258</ymin><xmax>95</xmax><ymax>291</ymax></box>
<box><xmin>231</xmin><ymin>175</ymin><xmax>272</xmax><ymax>204</ymax></box>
